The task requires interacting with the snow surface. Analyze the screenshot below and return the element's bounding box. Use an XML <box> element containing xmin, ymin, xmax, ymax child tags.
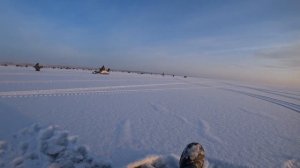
<box><xmin>0</xmin><ymin>124</ymin><xmax>111</xmax><ymax>168</ymax></box>
<box><xmin>0</xmin><ymin>66</ymin><xmax>299</xmax><ymax>168</ymax></box>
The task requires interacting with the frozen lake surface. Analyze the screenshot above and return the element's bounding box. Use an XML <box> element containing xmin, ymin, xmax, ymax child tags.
<box><xmin>0</xmin><ymin>66</ymin><xmax>299</xmax><ymax>168</ymax></box>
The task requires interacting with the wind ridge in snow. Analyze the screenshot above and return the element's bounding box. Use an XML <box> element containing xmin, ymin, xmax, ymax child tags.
<box><xmin>0</xmin><ymin>124</ymin><xmax>111</xmax><ymax>168</ymax></box>
<box><xmin>282</xmin><ymin>159</ymin><xmax>300</xmax><ymax>168</ymax></box>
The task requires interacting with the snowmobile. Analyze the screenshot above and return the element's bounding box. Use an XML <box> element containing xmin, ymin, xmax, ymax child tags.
<box><xmin>93</xmin><ymin>65</ymin><xmax>110</xmax><ymax>75</ymax></box>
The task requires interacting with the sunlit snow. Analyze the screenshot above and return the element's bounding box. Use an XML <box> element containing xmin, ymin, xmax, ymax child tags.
<box><xmin>0</xmin><ymin>66</ymin><xmax>299</xmax><ymax>168</ymax></box>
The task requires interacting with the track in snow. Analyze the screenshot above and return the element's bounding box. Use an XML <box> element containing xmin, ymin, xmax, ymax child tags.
<box><xmin>0</xmin><ymin>79</ymin><xmax>131</xmax><ymax>84</ymax></box>
<box><xmin>224</xmin><ymin>83</ymin><xmax>300</xmax><ymax>101</ymax></box>
<box><xmin>222</xmin><ymin>88</ymin><xmax>300</xmax><ymax>113</ymax></box>
<box><xmin>149</xmin><ymin>102</ymin><xmax>223</xmax><ymax>145</ymax></box>
<box><xmin>0</xmin><ymin>83</ymin><xmax>203</xmax><ymax>98</ymax></box>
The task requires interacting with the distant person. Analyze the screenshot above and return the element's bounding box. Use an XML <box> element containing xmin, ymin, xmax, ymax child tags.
<box><xmin>180</xmin><ymin>142</ymin><xmax>205</xmax><ymax>168</ymax></box>
<box><xmin>33</xmin><ymin>63</ymin><xmax>42</xmax><ymax>71</ymax></box>
<box><xmin>100</xmin><ymin>65</ymin><xmax>106</xmax><ymax>72</ymax></box>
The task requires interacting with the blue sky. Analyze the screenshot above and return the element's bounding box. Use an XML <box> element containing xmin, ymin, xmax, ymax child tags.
<box><xmin>0</xmin><ymin>0</ymin><xmax>299</xmax><ymax>87</ymax></box>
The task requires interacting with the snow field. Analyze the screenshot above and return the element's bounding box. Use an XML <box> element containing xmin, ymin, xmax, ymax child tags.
<box><xmin>0</xmin><ymin>66</ymin><xmax>299</xmax><ymax>167</ymax></box>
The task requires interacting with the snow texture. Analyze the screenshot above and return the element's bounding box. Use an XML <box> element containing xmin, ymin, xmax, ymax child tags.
<box><xmin>0</xmin><ymin>66</ymin><xmax>299</xmax><ymax>168</ymax></box>
<box><xmin>127</xmin><ymin>155</ymin><xmax>180</xmax><ymax>168</ymax></box>
<box><xmin>0</xmin><ymin>124</ymin><xmax>111</xmax><ymax>168</ymax></box>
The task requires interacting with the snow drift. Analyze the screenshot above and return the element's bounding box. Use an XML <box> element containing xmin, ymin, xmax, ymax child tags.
<box><xmin>0</xmin><ymin>123</ymin><xmax>299</xmax><ymax>168</ymax></box>
<box><xmin>0</xmin><ymin>124</ymin><xmax>111</xmax><ymax>168</ymax></box>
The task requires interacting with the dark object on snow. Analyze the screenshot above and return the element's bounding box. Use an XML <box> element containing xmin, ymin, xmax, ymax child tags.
<box><xmin>33</xmin><ymin>63</ymin><xmax>42</xmax><ymax>71</ymax></box>
<box><xmin>100</xmin><ymin>65</ymin><xmax>106</xmax><ymax>72</ymax></box>
<box><xmin>184</xmin><ymin>76</ymin><xmax>187</xmax><ymax>78</ymax></box>
<box><xmin>179</xmin><ymin>142</ymin><xmax>205</xmax><ymax>168</ymax></box>
<box><xmin>93</xmin><ymin>65</ymin><xmax>110</xmax><ymax>74</ymax></box>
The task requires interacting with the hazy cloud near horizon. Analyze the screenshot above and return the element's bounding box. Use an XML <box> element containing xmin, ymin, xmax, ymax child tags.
<box><xmin>0</xmin><ymin>0</ymin><xmax>300</xmax><ymax>88</ymax></box>
<box><xmin>257</xmin><ymin>42</ymin><xmax>300</xmax><ymax>69</ymax></box>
